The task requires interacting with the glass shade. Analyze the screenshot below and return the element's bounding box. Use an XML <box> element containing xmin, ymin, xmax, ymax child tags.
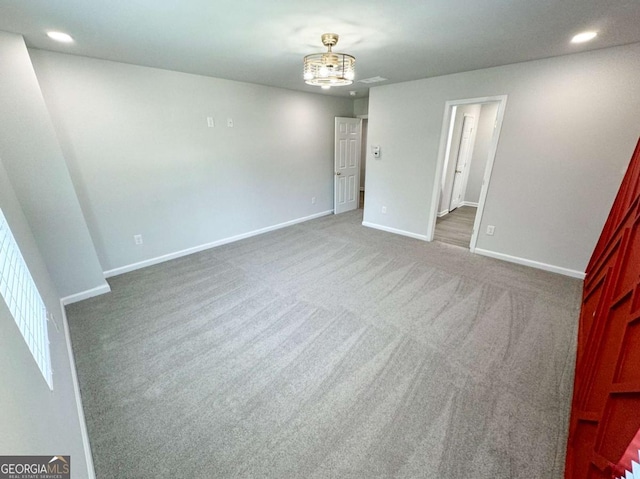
<box><xmin>303</xmin><ymin>52</ymin><xmax>355</xmax><ymax>87</ymax></box>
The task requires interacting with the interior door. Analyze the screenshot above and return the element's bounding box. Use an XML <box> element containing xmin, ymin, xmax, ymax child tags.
<box><xmin>449</xmin><ymin>115</ymin><xmax>475</xmax><ymax>211</ymax></box>
<box><xmin>565</xmin><ymin>138</ymin><xmax>640</xmax><ymax>478</ymax></box>
<box><xmin>334</xmin><ymin>117</ymin><xmax>362</xmax><ymax>214</ymax></box>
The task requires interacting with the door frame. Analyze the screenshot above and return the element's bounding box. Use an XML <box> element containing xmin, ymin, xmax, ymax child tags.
<box><xmin>357</xmin><ymin>115</ymin><xmax>368</xmax><ymax>205</ymax></box>
<box><xmin>427</xmin><ymin>95</ymin><xmax>508</xmax><ymax>252</ymax></box>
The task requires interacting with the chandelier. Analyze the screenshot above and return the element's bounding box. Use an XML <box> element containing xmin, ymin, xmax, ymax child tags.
<box><xmin>303</xmin><ymin>33</ymin><xmax>355</xmax><ymax>89</ymax></box>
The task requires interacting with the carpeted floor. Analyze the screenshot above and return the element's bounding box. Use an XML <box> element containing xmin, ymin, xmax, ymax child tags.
<box><xmin>66</xmin><ymin>210</ymin><xmax>582</xmax><ymax>478</ymax></box>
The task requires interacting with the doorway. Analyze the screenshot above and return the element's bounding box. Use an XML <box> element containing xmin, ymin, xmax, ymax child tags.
<box><xmin>428</xmin><ymin>95</ymin><xmax>507</xmax><ymax>251</ymax></box>
<box><xmin>448</xmin><ymin>113</ymin><xmax>476</xmax><ymax>213</ymax></box>
<box><xmin>334</xmin><ymin>117</ymin><xmax>362</xmax><ymax>214</ymax></box>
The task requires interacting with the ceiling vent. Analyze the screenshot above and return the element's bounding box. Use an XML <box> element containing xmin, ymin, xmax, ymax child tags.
<box><xmin>358</xmin><ymin>76</ymin><xmax>388</xmax><ymax>84</ymax></box>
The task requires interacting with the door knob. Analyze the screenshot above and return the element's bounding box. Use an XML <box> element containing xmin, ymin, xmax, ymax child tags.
<box><xmin>336</xmin><ymin>172</ymin><xmax>342</xmax><ymax>175</ymax></box>
<box><xmin>455</xmin><ymin>170</ymin><xmax>462</xmax><ymax>173</ymax></box>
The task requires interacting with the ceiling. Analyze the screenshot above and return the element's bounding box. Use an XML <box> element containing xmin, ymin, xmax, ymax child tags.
<box><xmin>1</xmin><ymin>0</ymin><xmax>640</xmax><ymax>98</ymax></box>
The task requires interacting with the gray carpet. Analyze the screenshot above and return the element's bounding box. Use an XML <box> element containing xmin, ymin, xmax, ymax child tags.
<box><xmin>66</xmin><ymin>210</ymin><xmax>582</xmax><ymax>478</ymax></box>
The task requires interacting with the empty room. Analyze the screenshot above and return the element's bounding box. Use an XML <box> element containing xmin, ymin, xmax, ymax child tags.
<box><xmin>1</xmin><ymin>1</ymin><xmax>640</xmax><ymax>478</ymax></box>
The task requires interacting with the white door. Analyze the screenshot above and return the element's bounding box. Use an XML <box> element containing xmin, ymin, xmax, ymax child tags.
<box><xmin>449</xmin><ymin>114</ymin><xmax>475</xmax><ymax>211</ymax></box>
<box><xmin>334</xmin><ymin>117</ymin><xmax>362</xmax><ymax>214</ymax></box>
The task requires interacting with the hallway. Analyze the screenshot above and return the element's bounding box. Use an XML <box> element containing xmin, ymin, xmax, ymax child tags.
<box><xmin>434</xmin><ymin>206</ymin><xmax>476</xmax><ymax>248</ymax></box>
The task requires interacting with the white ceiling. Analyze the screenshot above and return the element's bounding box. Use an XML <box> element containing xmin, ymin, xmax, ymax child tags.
<box><xmin>1</xmin><ymin>0</ymin><xmax>640</xmax><ymax>98</ymax></box>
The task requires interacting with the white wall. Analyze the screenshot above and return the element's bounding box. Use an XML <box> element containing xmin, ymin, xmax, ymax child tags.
<box><xmin>30</xmin><ymin>50</ymin><xmax>354</xmax><ymax>273</ymax></box>
<box><xmin>465</xmin><ymin>102</ymin><xmax>499</xmax><ymax>204</ymax></box>
<box><xmin>0</xmin><ymin>30</ymin><xmax>94</xmax><ymax>477</ymax></box>
<box><xmin>0</xmin><ymin>154</ymin><xmax>91</xmax><ymax>477</ymax></box>
<box><xmin>355</xmin><ymin>99</ymin><xmax>369</xmax><ymax>190</ymax></box>
<box><xmin>0</xmin><ymin>32</ymin><xmax>107</xmax><ymax>298</ymax></box>
<box><xmin>364</xmin><ymin>42</ymin><xmax>640</xmax><ymax>274</ymax></box>
<box><xmin>360</xmin><ymin>119</ymin><xmax>368</xmax><ymax>190</ymax></box>
<box><xmin>354</xmin><ymin>97</ymin><xmax>369</xmax><ymax>117</ymax></box>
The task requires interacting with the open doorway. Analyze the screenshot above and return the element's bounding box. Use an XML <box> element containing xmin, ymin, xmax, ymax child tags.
<box><xmin>428</xmin><ymin>95</ymin><xmax>507</xmax><ymax>251</ymax></box>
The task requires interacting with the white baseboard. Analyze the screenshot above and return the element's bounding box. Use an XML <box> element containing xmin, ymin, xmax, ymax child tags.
<box><xmin>437</xmin><ymin>209</ymin><xmax>449</xmax><ymax>218</ymax></box>
<box><xmin>461</xmin><ymin>201</ymin><xmax>479</xmax><ymax>207</ymax></box>
<box><xmin>474</xmin><ymin>248</ymin><xmax>586</xmax><ymax>279</ymax></box>
<box><xmin>61</xmin><ymin>283</ymin><xmax>111</xmax><ymax>305</ymax></box>
<box><xmin>104</xmin><ymin>210</ymin><xmax>334</xmax><ymax>278</ymax></box>
<box><xmin>59</xmin><ymin>299</ymin><xmax>96</xmax><ymax>479</ymax></box>
<box><xmin>362</xmin><ymin>221</ymin><xmax>428</xmax><ymax>241</ymax></box>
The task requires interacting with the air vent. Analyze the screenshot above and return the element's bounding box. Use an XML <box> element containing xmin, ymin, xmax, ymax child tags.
<box><xmin>358</xmin><ymin>76</ymin><xmax>388</xmax><ymax>84</ymax></box>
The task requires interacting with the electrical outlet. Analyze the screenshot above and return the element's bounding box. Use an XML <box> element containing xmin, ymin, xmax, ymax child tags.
<box><xmin>486</xmin><ymin>225</ymin><xmax>495</xmax><ymax>236</ymax></box>
<box><xmin>207</xmin><ymin>117</ymin><xmax>215</xmax><ymax>127</ymax></box>
<box><xmin>311</xmin><ymin>197</ymin><xmax>316</xmax><ymax>204</ymax></box>
<box><xmin>381</xmin><ymin>206</ymin><xmax>387</xmax><ymax>214</ymax></box>
<box><xmin>134</xmin><ymin>234</ymin><xmax>143</xmax><ymax>245</ymax></box>
<box><xmin>227</xmin><ymin>118</ymin><xmax>234</xmax><ymax>128</ymax></box>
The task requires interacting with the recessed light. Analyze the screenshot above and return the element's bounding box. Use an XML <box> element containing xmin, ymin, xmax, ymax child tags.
<box><xmin>571</xmin><ymin>31</ymin><xmax>597</xmax><ymax>44</ymax></box>
<box><xmin>47</xmin><ymin>31</ymin><xmax>74</xmax><ymax>43</ymax></box>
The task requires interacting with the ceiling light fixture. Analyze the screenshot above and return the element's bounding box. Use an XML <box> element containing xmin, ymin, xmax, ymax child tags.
<box><xmin>47</xmin><ymin>31</ymin><xmax>74</xmax><ymax>43</ymax></box>
<box><xmin>571</xmin><ymin>31</ymin><xmax>597</xmax><ymax>43</ymax></box>
<box><xmin>303</xmin><ymin>33</ymin><xmax>355</xmax><ymax>89</ymax></box>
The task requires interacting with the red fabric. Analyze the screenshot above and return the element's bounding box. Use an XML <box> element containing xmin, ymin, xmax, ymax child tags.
<box><xmin>565</xmin><ymin>137</ymin><xmax>640</xmax><ymax>479</ymax></box>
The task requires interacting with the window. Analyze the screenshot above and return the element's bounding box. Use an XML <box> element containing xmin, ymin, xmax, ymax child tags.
<box><xmin>0</xmin><ymin>208</ymin><xmax>52</xmax><ymax>389</ymax></box>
